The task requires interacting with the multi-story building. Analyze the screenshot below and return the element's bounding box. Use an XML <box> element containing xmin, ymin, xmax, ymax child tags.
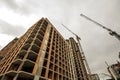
<box><xmin>90</xmin><ymin>74</ymin><xmax>100</xmax><ymax>80</ymax></box>
<box><xmin>0</xmin><ymin>38</ymin><xmax>18</xmax><ymax>60</ymax></box>
<box><xmin>108</xmin><ymin>62</ymin><xmax>120</xmax><ymax>80</ymax></box>
<box><xmin>0</xmin><ymin>18</ymin><xmax>89</xmax><ymax>80</ymax></box>
<box><xmin>67</xmin><ymin>38</ymin><xmax>89</xmax><ymax>80</ymax></box>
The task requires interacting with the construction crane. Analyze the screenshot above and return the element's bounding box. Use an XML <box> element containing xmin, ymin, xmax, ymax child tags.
<box><xmin>80</xmin><ymin>14</ymin><xmax>120</xmax><ymax>41</ymax></box>
<box><xmin>61</xmin><ymin>24</ymin><xmax>92</xmax><ymax>80</ymax></box>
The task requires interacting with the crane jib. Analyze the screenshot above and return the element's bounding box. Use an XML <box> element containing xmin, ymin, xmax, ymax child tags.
<box><xmin>80</xmin><ymin>14</ymin><xmax>120</xmax><ymax>41</ymax></box>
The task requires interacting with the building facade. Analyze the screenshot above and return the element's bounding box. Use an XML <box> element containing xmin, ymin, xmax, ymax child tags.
<box><xmin>67</xmin><ymin>38</ymin><xmax>89</xmax><ymax>80</ymax></box>
<box><xmin>108</xmin><ymin>62</ymin><xmax>120</xmax><ymax>80</ymax></box>
<box><xmin>0</xmin><ymin>18</ymin><xmax>89</xmax><ymax>80</ymax></box>
<box><xmin>0</xmin><ymin>38</ymin><xmax>18</xmax><ymax>60</ymax></box>
<box><xmin>91</xmin><ymin>74</ymin><xmax>100</xmax><ymax>80</ymax></box>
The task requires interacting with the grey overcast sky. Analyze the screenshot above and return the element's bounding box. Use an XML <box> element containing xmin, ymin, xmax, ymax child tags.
<box><xmin>0</xmin><ymin>0</ymin><xmax>120</xmax><ymax>79</ymax></box>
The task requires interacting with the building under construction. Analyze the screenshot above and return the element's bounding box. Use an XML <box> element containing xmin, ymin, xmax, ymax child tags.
<box><xmin>0</xmin><ymin>38</ymin><xmax>18</xmax><ymax>60</ymax></box>
<box><xmin>107</xmin><ymin>62</ymin><xmax>120</xmax><ymax>80</ymax></box>
<box><xmin>0</xmin><ymin>18</ymin><xmax>89</xmax><ymax>80</ymax></box>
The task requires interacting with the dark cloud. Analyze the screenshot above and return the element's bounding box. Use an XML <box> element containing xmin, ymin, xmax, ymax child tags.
<box><xmin>1</xmin><ymin>0</ymin><xmax>18</xmax><ymax>9</ymax></box>
<box><xmin>0</xmin><ymin>19</ymin><xmax>26</xmax><ymax>36</ymax></box>
<box><xmin>0</xmin><ymin>0</ymin><xmax>34</xmax><ymax>15</ymax></box>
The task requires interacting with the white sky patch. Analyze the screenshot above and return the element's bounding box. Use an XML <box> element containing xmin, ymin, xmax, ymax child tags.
<box><xmin>0</xmin><ymin>7</ymin><xmax>21</xmax><ymax>25</ymax></box>
<box><xmin>0</xmin><ymin>33</ymin><xmax>14</xmax><ymax>47</ymax></box>
<box><xmin>0</xmin><ymin>7</ymin><xmax>42</xmax><ymax>29</ymax></box>
<box><xmin>14</xmin><ymin>0</ymin><xmax>24</xmax><ymax>5</ymax></box>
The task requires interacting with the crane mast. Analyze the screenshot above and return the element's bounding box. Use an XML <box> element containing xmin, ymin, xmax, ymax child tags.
<box><xmin>80</xmin><ymin>14</ymin><xmax>120</xmax><ymax>41</ymax></box>
<box><xmin>61</xmin><ymin>24</ymin><xmax>92</xmax><ymax>80</ymax></box>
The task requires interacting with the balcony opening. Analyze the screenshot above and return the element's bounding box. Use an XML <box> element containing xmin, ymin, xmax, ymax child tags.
<box><xmin>59</xmin><ymin>75</ymin><xmax>62</xmax><ymax>80</ymax></box>
<box><xmin>48</xmin><ymin>70</ymin><xmax>52</xmax><ymax>79</ymax></box>
<box><xmin>41</xmin><ymin>67</ymin><xmax>46</xmax><ymax>77</ymax></box>
<box><xmin>47</xmin><ymin>42</ymin><xmax>50</xmax><ymax>47</ymax></box>
<box><xmin>25</xmin><ymin>38</ymin><xmax>33</xmax><ymax>44</ymax></box>
<box><xmin>21</xmin><ymin>60</ymin><xmax>34</xmax><ymax>73</ymax></box>
<box><xmin>33</xmin><ymin>28</ymin><xmax>38</xmax><ymax>34</ymax></box>
<box><xmin>27</xmin><ymin>51</ymin><xmax>38</xmax><ymax>62</ymax></box>
<box><xmin>44</xmin><ymin>52</ymin><xmax>48</xmax><ymax>59</ymax></box>
<box><xmin>29</xmin><ymin>33</ymin><xmax>35</xmax><ymax>38</ymax></box>
<box><xmin>51</xmin><ymin>51</ymin><xmax>54</xmax><ymax>56</ymax></box>
<box><xmin>41</xmin><ymin>27</ymin><xmax>46</xmax><ymax>33</ymax></box>
<box><xmin>16</xmin><ymin>50</ymin><xmax>26</xmax><ymax>60</ymax></box>
<box><xmin>50</xmin><ymin>56</ymin><xmax>54</xmax><ymax>63</ymax></box>
<box><xmin>31</xmin><ymin>44</ymin><xmax>40</xmax><ymax>54</ymax></box>
<box><xmin>8</xmin><ymin>60</ymin><xmax>22</xmax><ymax>71</ymax></box>
<box><xmin>54</xmin><ymin>72</ymin><xmax>58</xmax><ymax>80</ymax></box>
<box><xmin>22</xmin><ymin>43</ymin><xmax>30</xmax><ymax>51</ymax></box>
<box><xmin>17</xmin><ymin>72</ymin><xmax>34</xmax><ymax>80</ymax></box>
<box><xmin>63</xmin><ymin>77</ymin><xmax>66</xmax><ymax>80</ymax></box>
<box><xmin>39</xmin><ymin>30</ymin><xmax>45</xmax><ymax>37</ymax></box>
<box><xmin>49</xmin><ymin>62</ymin><xmax>54</xmax><ymax>70</ymax></box>
<box><xmin>43</xmin><ymin>59</ymin><xmax>47</xmax><ymax>67</ymax></box>
<box><xmin>3</xmin><ymin>71</ymin><xmax>17</xmax><ymax>80</ymax></box>
<box><xmin>4</xmin><ymin>76</ymin><xmax>14</xmax><ymax>80</ymax></box>
<box><xmin>46</xmin><ymin>47</ymin><xmax>49</xmax><ymax>53</ymax></box>
<box><xmin>55</xmin><ymin>59</ymin><xmax>58</xmax><ymax>65</ymax></box>
<box><xmin>54</xmin><ymin>65</ymin><xmax>58</xmax><ymax>72</ymax></box>
<box><xmin>59</xmin><ymin>68</ymin><xmax>62</xmax><ymax>74</ymax></box>
<box><xmin>63</xmin><ymin>70</ymin><xmax>65</xmax><ymax>75</ymax></box>
<box><xmin>37</xmin><ymin>34</ymin><xmax>43</xmax><ymax>41</ymax></box>
<box><xmin>55</xmin><ymin>54</ymin><xmax>58</xmax><ymax>59</ymax></box>
<box><xmin>34</xmin><ymin>38</ymin><xmax>41</xmax><ymax>47</ymax></box>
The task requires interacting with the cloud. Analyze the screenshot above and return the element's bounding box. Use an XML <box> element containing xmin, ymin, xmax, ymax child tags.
<box><xmin>0</xmin><ymin>34</ymin><xmax>14</xmax><ymax>48</ymax></box>
<box><xmin>0</xmin><ymin>19</ymin><xmax>26</xmax><ymax>37</ymax></box>
<box><xmin>0</xmin><ymin>0</ymin><xmax>34</xmax><ymax>15</ymax></box>
<box><xmin>0</xmin><ymin>45</ymin><xmax>2</xmax><ymax>50</ymax></box>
